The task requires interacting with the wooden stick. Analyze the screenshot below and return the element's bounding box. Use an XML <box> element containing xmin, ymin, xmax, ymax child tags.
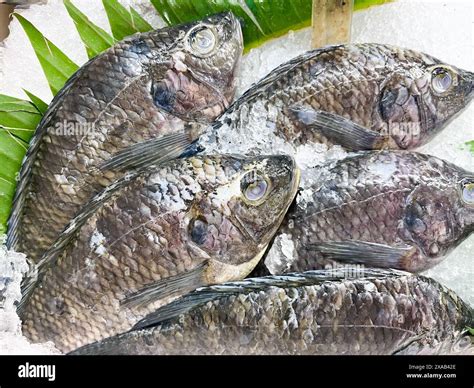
<box><xmin>312</xmin><ymin>0</ymin><xmax>354</xmax><ymax>48</ymax></box>
<box><xmin>0</xmin><ymin>4</ymin><xmax>14</xmax><ymax>42</ymax></box>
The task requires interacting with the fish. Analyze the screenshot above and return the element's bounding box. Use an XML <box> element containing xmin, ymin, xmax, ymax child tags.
<box><xmin>19</xmin><ymin>154</ymin><xmax>300</xmax><ymax>352</ymax></box>
<box><xmin>7</xmin><ymin>12</ymin><xmax>243</xmax><ymax>263</ymax></box>
<box><xmin>69</xmin><ymin>269</ymin><xmax>474</xmax><ymax>355</ymax></box>
<box><xmin>195</xmin><ymin>43</ymin><xmax>473</xmax><ymax>155</ymax></box>
<box><xmin>261</xmin><ymin>151</ymin><xmax>474</xmax><ymax>274</ymax></box>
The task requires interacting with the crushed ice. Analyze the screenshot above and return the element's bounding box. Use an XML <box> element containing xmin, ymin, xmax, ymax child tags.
<box><xmin>0</xmin><ymin>236</ymin><xmax>60</xmax><ymax>354</ymax></box>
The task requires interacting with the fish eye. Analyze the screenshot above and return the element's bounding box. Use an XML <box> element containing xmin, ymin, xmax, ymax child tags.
<box><xmin>241</xmin><ymin>171</ymin><xmax>269</xmax><ymax>203</ymax></box>
<box><xmin>431</xmin><ymin>67</ymin><xmax>453</xmax><ymax>94</ymax></box>
<box><xmin>460</xmin><ymin>179</ymin><xmax>474</xmax><ymax>206</ymax></box>
<box><xmin>188</xmin><ymin>26</ymin><xmax>217</xmax><ymax>55</ymax></box>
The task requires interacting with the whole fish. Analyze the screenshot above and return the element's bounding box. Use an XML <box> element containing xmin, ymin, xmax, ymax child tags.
<box><xmin>20</xmin><ymin>154</ymin><xmax>300</xmax><ymax>352</ymax></box>
<box><xmin>262</xmin><ymin>151</ymin><xmax>474</xmax><ymax>274</ymax></box>
<box><xmin>196</xmin><ymin>43</ymin><xmax>473</xmax><ymax>155</ymax></box>
<box><xmin>7</xmin><ymin>12</ymin><xmax>243</xmax><ymax>263</ymax></box>
<box><xmin>70</xmin><ymin>269</ymin><xmax>473</xmax><ymax>355</ymax></box>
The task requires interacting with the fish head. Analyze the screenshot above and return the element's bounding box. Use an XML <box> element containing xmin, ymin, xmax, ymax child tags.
<box><xmin>187</xmin><ymin>154</ymin><xmax>300</xmax><ymax>273</ymax></box>
<box><xmin>403</xmin><ymin>168</ymin><xmax>474</xmax><ymax>265</ymax></box>
<box><xmin>379</xmin><ymin>50</ymin><xmax>473</xmax><ymax>149</ymax></box>
<box><xmin>185</xmin><ymin>12</ymin><xmax>244</xmax><ymax>102</ymax></box>
<box><xmin>419</xmin><ymin>63</ymin><xmax>473</xmax><ymax>137</ymax></box>
<box><xmin>230</xmin><ymin>155</ymin><xmax>301</xmax><ymax>247</ymax></box>
<box><xmin>147</xmin><ymin>12</ymin><xmax>243</xmax><ymax>123</ymax></box>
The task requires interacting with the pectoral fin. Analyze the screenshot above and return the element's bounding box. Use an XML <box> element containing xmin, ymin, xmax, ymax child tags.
<box><xmin>289</xmin><ymin>107</ymin><xmax>388</xmax><ymax>150</ymax></box>
<box><xmin>307</xmin><ymin>240</ymin><xmax>415</xmax><ymax>270</ymax></box>
<box><xmin>120</xmin><ymin>261</ymin><xmax>209</xmax><ymax>309</ymax></box>
<box><xmin>100</xmin><ymin>132</ymin><xmax>195</xmax><ymax>171</ymax></box>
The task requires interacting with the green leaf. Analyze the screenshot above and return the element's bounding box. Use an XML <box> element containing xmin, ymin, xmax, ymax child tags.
<box><xmin>0</xmin><ymin>174</ymin><xmax>16</xmax><ymax>234</ymax></box>
<box><xmin>64</xmin><ymin>0</ymin><xmax>115</xmax><ymax>59</ymax></box>
<box><xmin>0</xmin><ymin>94</ymin><xmax>38</xmax><ymax>114</ymax></box>
<box><xmin>0</xmin><ymin>94</ymin><xmax>42</xmax><ymax>232</ymax></box>
<box><xmin>14</xmin><ymin>13</ymin><xmax>79</xmax><ymax>95</ymax></box>
<box><xmin>102</xmin><ymin>0</ymin><xmax>152</xmax><ymax>40</ymax></box>
<box><xmin>0</xmin><ymin>94</ymin><xmax>42</xmax><ymax>143</ymax></box>
<box><xmin>23</xmin><ymin>89</ymin><xmax>49</xmax><ymax>115</ymax></box>
<box><xmin>130</xmin><ymin>7</ymin><xmax>153</xmax><ymax>32</ymax></box>
<box><xmin>151</xmin><ymin>0</ymin><xmax>393</xmax><ymax>51</ymax></box>
<box><xmin>354</xmin><ymin>0</ymin><xmax>393</xmax><ymax>11</ymax></box>
<box><xmin>0</xmin><ymin>128</ymin><xmax>31</xmax><ymax>233</ymax></box>
<box><xmin>466</xmin><ymin>141</ymin><xmax>474</xmax><ymax>155</ymax></box>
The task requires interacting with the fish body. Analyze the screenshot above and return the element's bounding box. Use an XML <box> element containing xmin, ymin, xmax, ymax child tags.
<box><xmin>70</xmin><ymin>269</ymin><xmax>473</xmax><ymax>355</ymax></box>
<box><xmin>8</xmin><ymin>12</ymin><xmax>243</xmax><ymax>263</ymax></box>
<box><xmin>20</xmin><ymin>154</ymin><xmax>300</xmax><ymax>352</ymax></box>
<box><xmin>264</xmin><ymin>151</ymin><xmax>474</xmax><ymax>274</ymax></box>
<box><xmin>200</xmin><ymin>43</ymin><xmax>473</xmax><ymax>155</ymax></box>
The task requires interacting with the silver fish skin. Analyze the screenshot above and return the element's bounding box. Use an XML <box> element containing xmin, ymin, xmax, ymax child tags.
<box><xmin>69</xmin><ymin>269</ymin><xmax>473</xmax><ymax>355</ymax></box>
<box><xmin>266</xmin><ymin>151</ymin><xmax>474</xmax><ymax>274</ymax></box>
<box><xmin>200</xmin><ymin>43</ymin><xmax>473</xmax><ymax>154</ymax></box>
<box><xmin>7</xmin><ymin>12</ymin><xmax>243</xmax><ymax>263</ymax></box>
<box><xmin>20</xmin><ymin>154</ymin><xmax>300</xmax><ymax>352</ymax></box>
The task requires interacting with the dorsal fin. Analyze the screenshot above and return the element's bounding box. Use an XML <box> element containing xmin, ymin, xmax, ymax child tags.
<box><xmin>211</xmin><ymin>45</ymin><xmax>345</xmax><ymax>128</ymax></box>
<box><xmin>132</xmin><ymin>268</ymin><xmax>403</xmax><ymax>330</ymax></box>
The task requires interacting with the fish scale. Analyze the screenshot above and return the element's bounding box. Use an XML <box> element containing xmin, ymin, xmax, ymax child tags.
<box><xmin>201</xmin><ymin>43</ymin><xmax>472</xmax><ymax>156</ymax></box>
<box><xmin>8</xmin><ymin>13</ymin><xmax>243</xmax><ymax>263</ymax></box>
<box><xmin>20</xmin><ymin>154</ymin><xmax>300</xmax><ymax>352</ymax></box>
<box><xmin>309</xmin><ymin>153</ymin><xmax>468</xmax><ymax>270</ymax></box>
<box><xmin>70</xmin><ymin>269</ymin><xmax>473</xmax><ymax>355</ymax></box>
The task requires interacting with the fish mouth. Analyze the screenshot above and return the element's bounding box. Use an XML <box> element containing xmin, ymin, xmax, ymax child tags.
<box><xmin>224</xmin><ymin>13</ymin><xmax>244</xmax><ymax>103</ymax></box>
<box><xmin>270</xmin><ymin>158</ymin><xmax>301</xmax><ymax>235</ymax></box>
<box><xmin>233</xmin><ymin>16</ymin><xmax>244</xmax><ymax>48</ymax></box>
<box><xmin>224</xmin><ymin>11</ymin><xmax>244</xmax><ymax>46</ymax></box>
<box><xmin>462</xmin><ymin>69</ymin><xmax>474</xmax><ymax>101</ymax></box>
<box><xmin>213</xmin><ymin>11</ymin><xmax>244</xmax><ymax>47</ymax></box>
<box><xmin>288</xmin><ymin>161</ymin><xmax>301</xmax><ymax>209</ymax></box>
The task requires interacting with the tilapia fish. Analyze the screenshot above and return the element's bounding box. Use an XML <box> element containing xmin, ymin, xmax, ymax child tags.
<box><xmin>264</xmin><ymin>151</ymin><xmax>474</xmax><ymax>274</ymax></box>
<box><xmin>7</xmin><ymin>12</ymin><xmax>243</xmax><ymax>263</ymax></box>
<box><xmin>199</xmin><ymin>43</ymin><xmax>473</xmax><ymax>154</ymax></box>
<box><xmin>19</xmin><ymin>154</ymin><xmax>300</xmax><ymax>352</ymax></box>
<box><xmin>70</xmin><ymin>269</ymin><xmax>473</xmax><ymax>355</ymax></box>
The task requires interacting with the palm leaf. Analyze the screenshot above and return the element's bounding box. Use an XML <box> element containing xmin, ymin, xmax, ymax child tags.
<box><xmin>151</xmin><ymin>0</ymin><xmax>393</xmax><ymax>51</ymax></box>
<box><xmin>130</xmin><ymin>7</ymin><xmax>153</xmax><ymax>32</ymax></box>
<box><xmin>14</xmin><ymin>13</ymin><xmax>79</xmax><ymax>95</ymax></box>
<box><xmin>354</xmin><ymin>0</ymin><xmax>393</xmax><ymax>10</ymax></box>
<box><xmin>0</xmin><ymin>95</ymin><xmax>41</xmax><ymax>143</ymax></box>
<box><xmin>0</xmin><ymin>95</ymin><xmax>42</xmax><ymax>233</ymax></box>
<box><xmin>102</xmin><ymin>0</ymin><xmax>152</xmax><ymax>40</ymax></box>
<box><xmin>64</xmin><ymin>0</ymin><xmax>115</xmax><ymax>59</ymax></box>
<box><xmin>22</xmin><ymin>89</ymin><xmax>49</xmax><ymax>115</ymax></box>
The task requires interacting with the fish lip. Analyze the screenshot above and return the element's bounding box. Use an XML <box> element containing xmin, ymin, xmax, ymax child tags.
<box><xmin>263</xmin><ymin>156</ymin><xmax>301</xmax><ymax>245</ymax></box>
<box><xmin>288</xmin><ymin>159</ymin><xmax>301</xmax><ymax>204</ymax></box>
<box><xmin>274</xmin><ymin>155</ymin><xmax>300</xmax><ymax>219</ymax></box>
<box><xmin>233</xmin><ymin>15</ymin><xmax>244</xmax><ymax>48</ymax></box>
<box><xmin>226</xmin><ymin>13</ymin><xmax>244</xmax><ymax>102</ymax></box>
<box><xmin>462</xmin><ymin>69</ymin><xmax>474</xmax><ymax>101</ymax></box>
<box><xmin>215</xmin><ymin>11</ymin><xmax>244</xmax><ymax>47</ymax></box>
